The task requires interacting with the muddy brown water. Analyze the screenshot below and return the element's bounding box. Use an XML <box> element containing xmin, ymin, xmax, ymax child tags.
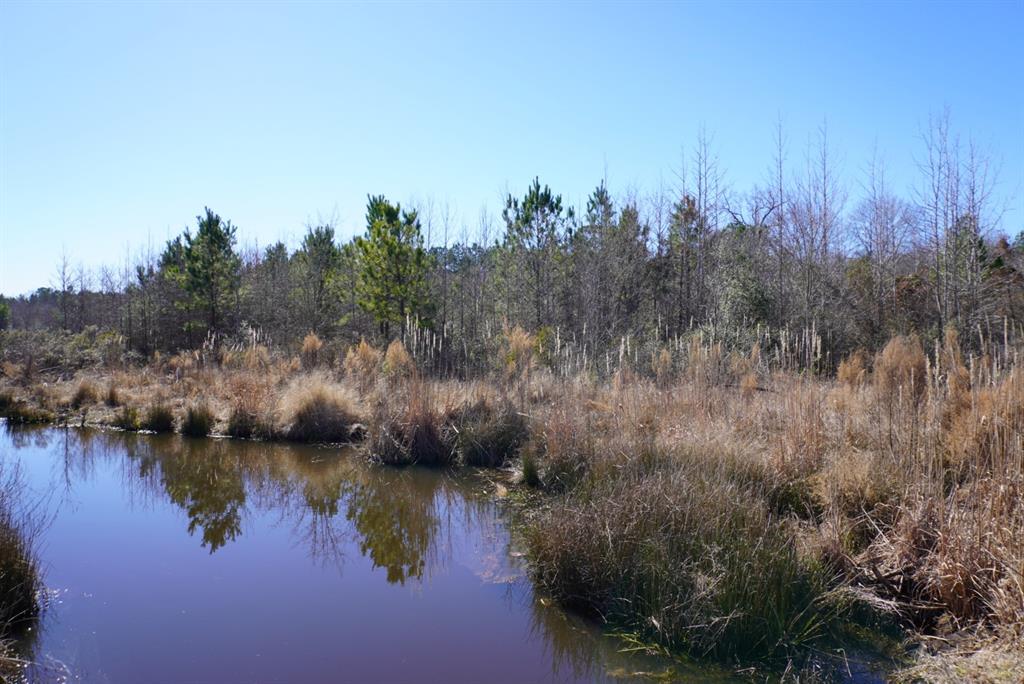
<box><xmin>2</xmin><ymin>426</ymin><xmax>740</xmax><ymax>683</ymax></box>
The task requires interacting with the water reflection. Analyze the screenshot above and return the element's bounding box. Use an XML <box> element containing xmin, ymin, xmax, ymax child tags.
<box><xmin>2</xmin><ymin>425</ymin><xmax>718</xmax><ymax>683</ymax></box>
<box><xmin>24</xmin><ymin>428</ymin><xmax>461</xmax><ymax>585</ymax></box>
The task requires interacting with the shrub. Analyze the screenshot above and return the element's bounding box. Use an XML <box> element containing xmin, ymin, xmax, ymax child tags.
<box><xmin>181</xmin><ymin>402</ymin><xmax>215</xmax><ymax>437</ymax></box>
<box><xmin>227</xmin><ymin>404</ymin><xmax>275</xmax><ymax>440</ymax></box>
<box><xmin>142</xmin><ymin>404</ymin><xmax>175</xmax><ymax>433</ymax></box>
<box><xmin>279</xmin><ymin>375</ymin><xmax>361</xmax><ymax>443</ymax></box>
<box><xmin>740</xmin><ymin>371</ymin><xmax>759</xmax><ymax>399</ymax></box>
<box><xmin>521</xmin><ymin>448</ymin><xmax>541</xmax><ymax>487</ymax></box>
<box><xmin>225</xmin><ymin>374</ymin><xmax>274</xmax><ymax>440</ymax></box>
<box><xmin>502</xmin><ymin>326</ymin><xmax>535</xmax><ymax>382</ymax></box>
<box><xmin>524</xmin><ymin>408</ymin><xmax>591</xmax><ymax>492</ymax></box>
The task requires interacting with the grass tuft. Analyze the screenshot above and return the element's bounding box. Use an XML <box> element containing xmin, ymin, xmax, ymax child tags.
<box><xmin>141</xmin><ymin>404</ymin><xmax>175</xmax><ymax>433</ymax></box>
<box><xmin>181</xmin><ymin>402</ymin><xmax>215</xmax><ymax>437</ymax></box>
<box><xmin>280</xmin><ymin>374</ymin><xmax>361</xmax><ymax>443</ymax></box>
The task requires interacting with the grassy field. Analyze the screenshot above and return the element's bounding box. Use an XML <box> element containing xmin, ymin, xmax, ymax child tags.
<box><xmin>1</xmin><ymin>329</ymin><xmax>1022</xmax><ymax>680</ymax></box>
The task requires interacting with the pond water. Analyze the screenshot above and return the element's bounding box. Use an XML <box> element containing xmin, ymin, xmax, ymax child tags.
<box><xmin>2</xmin><ymin>426</ymin><xmax>729</xmax><ymax>683</ymax></box>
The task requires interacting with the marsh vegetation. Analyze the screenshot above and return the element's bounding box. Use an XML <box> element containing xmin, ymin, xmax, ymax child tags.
<box><xmin>1</xmin><ymin>325</ymin><xmax>1021</xmax><ymax>680</ymax></box>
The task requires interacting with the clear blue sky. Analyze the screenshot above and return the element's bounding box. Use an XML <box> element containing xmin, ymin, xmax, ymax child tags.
<box><xmin>2</xmin><ymin>0</ymin><xmax>1022</xmax><ymax>296</ymax></box>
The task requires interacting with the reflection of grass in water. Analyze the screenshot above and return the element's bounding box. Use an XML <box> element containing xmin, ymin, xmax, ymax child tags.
<box><xmin>0</xmin><ymin>440</ymin><xmax>44</xmax><ymax>680</ymax></box>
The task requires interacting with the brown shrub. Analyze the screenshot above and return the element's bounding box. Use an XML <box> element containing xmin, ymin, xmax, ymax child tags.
<box><xmin>686</xmin><ymin>334</ymin><xmax>727</xmax><ymax>387</ymax></box>
<box><xmin>142</xmin><ymin>404</ymin><xmax>175</xmax><ymax>433</ymax></box>
<box><xmin>940</xmin><ymin>327</ymin><xmax>972</xmax><ymax>430</ymax></box>
<box><xmin>524</xmin><ymin>407</ymin><xmax>592</xmax><ymax>491</ymax></box>
<box><xmin>301</xmin><ymin>332</ymin><xmax>324</xmax><ymax>370</ymax></box>
<box><xmin>502</xmin><ymin>325</ymin><xmax>535</xmax><ymax>382</ymax></box>
<box><xmin>837</xmin><ymin>349</ymin><xmax>869</xmax><ymax>388</ymax></box>
<box><xmin>454</xmin><ymin>401</ymin><xmax>528</xmax><ymax>468</ymax></box>
<box><xmin>342</xmin><ymin>339</ymin><xmax>382</xmax><ymax>392</ymax></box>
<box><xmin>874</xmin><ymin>335</ymin><xmax>927</xmax><ymax>404</ymax></box>
<box><xmin>226</xmin><ymin>374</ymin><xmax>275</xmax><ymax>439</ymax></box>
<box><xmin>382</xmin><ymin>339</ymin><xmax>415</xmax><ymax>379</ymax></box>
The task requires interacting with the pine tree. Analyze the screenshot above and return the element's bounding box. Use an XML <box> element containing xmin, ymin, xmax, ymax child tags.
<box><xmin>292</xmin><ymin>225</ymin><xmax>342</xmax><ymax>335</ymax></box>
<box><xmin>182</xmin><ymin>208</ymin><xmax>241</xmax><ymax>338</ymax></box>
<box><xmin>355</xmin><ymin>195</ymin><xmax>433</xmax><ymax>339</ymax></box>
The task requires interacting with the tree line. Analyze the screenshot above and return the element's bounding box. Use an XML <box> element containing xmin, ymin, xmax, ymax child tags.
<box><xmin>4</xmin><ymin>114</ymin><xmax>1022</xmax><ymax>375</ymax></box>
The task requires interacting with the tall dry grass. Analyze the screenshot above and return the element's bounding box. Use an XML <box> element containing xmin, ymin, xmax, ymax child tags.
<box><xmin>300</xmin><ymin>332</ymin><xmax>324</xmax><ymax>370</ymax></box>
<box><xmin>0</xmin><ymin>461</ymin><xmax>42</xmax><ymax>647</ymax></box>
<box><xmin>278</xmin><ymin>373</ymin><xmax>362</xmax><ymax>443</ymax></box>
<box><xmin>1</xmin><ymin>326</ymin><xmax>1020</xmax><ymax>674</ymax></box>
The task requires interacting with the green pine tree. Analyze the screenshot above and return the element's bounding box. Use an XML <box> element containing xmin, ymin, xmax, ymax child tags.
<box><xmin>182</xmin><ymin>208</ymin><xmax>241</xmax><ymax>337</ymax></box>
<box><xmin>355</xmin><ymin>195</ymin><xmax>433</xmax><ymax>339</ymax></box>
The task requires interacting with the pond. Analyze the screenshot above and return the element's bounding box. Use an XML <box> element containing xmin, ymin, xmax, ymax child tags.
<box><xmin>2</xmin><ymin>426</ymin><xmax>730</xmax><ymax>683</ymax></box>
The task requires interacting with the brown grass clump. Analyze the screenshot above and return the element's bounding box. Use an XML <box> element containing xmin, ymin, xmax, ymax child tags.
<box><xmin>104</xmin><ymin>383</ymin><xmax>120</xmax><ymax>406</ymax></box>
<box><xmin>944</xmin><ymin>369</ymin><xmax>1023</xmax><ymax>476</ymax></box>
<box><xmin>369</xmin><ymin>381</ymin><xmax>452</xmax><ymax>466</ymax></box>
<box><xmin>181</xmin><ymin>402</ymin><xmax>215</xmax><ymax>437</ymax></box>
<box><xmin>502</xmin><ymin>325</ymin><xmax>535</xmax><ymax>382</ymax></box>
<box><xmin>874</xmin><ymin>334</ymin><xmax>927</xmax><ymax>405</ymax></box>
<box><xmin>167</xmin><ymin>350</ymin><xmax>196</xmax><ymax>377</ymax></box>
<box><xmin>141</xmin><ymin>404</ymin><xmax>175</xmax><ymax>433</ymax></box>
<box><xmin>523</xmin><ymin>406</ymin><xmax>593</xmax><ymax>491</ymax></box>
<box><xmin>526</xmin><ymin>451</ymin><xmax>834</xmax><ymax>662</ymax></box>
<box><xmin>0</xmin><ymin>391</ymin><xmax>53</xmax><ymax>424</ymax></box>
<box><xmin>837</xmin><ymin>349</ymin><xmax>869</xmax><ymax>388</ymax></box>
<box><xmin>740</xmin><ymin>371</ymin><xmax>759</xmax><ymax>399</ymax></box>
<box><xmin>382</xmin><ymin>339</ymin><xmax>415</xmax><ymax>380</ymax></box>
<box><xmin>342</xmin><ymin>339</ymin><xmax>382</xmax><ymax>392</ymax></box>
<box><xmin>940</xmin><ymin>326</ymin><xmax>972</xmax><ymax>430</ymax></box>
<box><xmin>112</xmin><ymin>405</ymin><xmax>140</xmax><ymax>431</ymax></box>
<box><xmin>226</xmin><ymin>374</ymin><xmax>275</xmax><ymax>440</ymax></box>
<box><xmin>651</xmin><ymin>347</ymin><xmax>673</xmax><ymax>387</ymax></box>
<box><xmin>240</xmin><ymin>344</ymin><xmax>271</xmax><ymax>371</ymax></box>
<box><xmin>279</xmin><ymin>374</ymin><xmax>361</xmax><ymax>443</ymax></box>
<box><xmin>685</xmin><ymin>334</ymin><xmax>727</xmax><ymax>387</ymax></box>
<box><xmin>0</xmin><ymin>463</ymin><xmax>42</xmax><ymax>641</ymax></box>
<box><xmin>453</xmin><ymin>400</ymin><xmax>528</xmax><ymax>468</ymax></box>
<box><xmin>70</xmin><ymin>379</ymin><xmax>99</xmax><ymax>408</ymax></box>
<box><xmin>300</xmin><ymin>332</ymin><xmax>324</xmax><ymax>370</ymax></box>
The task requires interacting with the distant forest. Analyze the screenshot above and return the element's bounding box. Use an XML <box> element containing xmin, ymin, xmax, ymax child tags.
<box><xmin>4</xmin><ymin>115</ymin><xmax>1022</xmax><ymax>375</ymax></box>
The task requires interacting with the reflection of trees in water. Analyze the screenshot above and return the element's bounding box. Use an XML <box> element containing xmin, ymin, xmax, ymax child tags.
<box><xmin>159</xmin><ymin>440</ymin><xmax>246</xmax><ymax>553</ymax></box>
<box><xmin>12</xmin><ymin>429</ymin><xmax>472</xmax><ymax>587</ymax></box>
<box><xmin>344</xmin><ymin>469</ymin><xmax>443</xmax><ymax>585</ymax></box>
